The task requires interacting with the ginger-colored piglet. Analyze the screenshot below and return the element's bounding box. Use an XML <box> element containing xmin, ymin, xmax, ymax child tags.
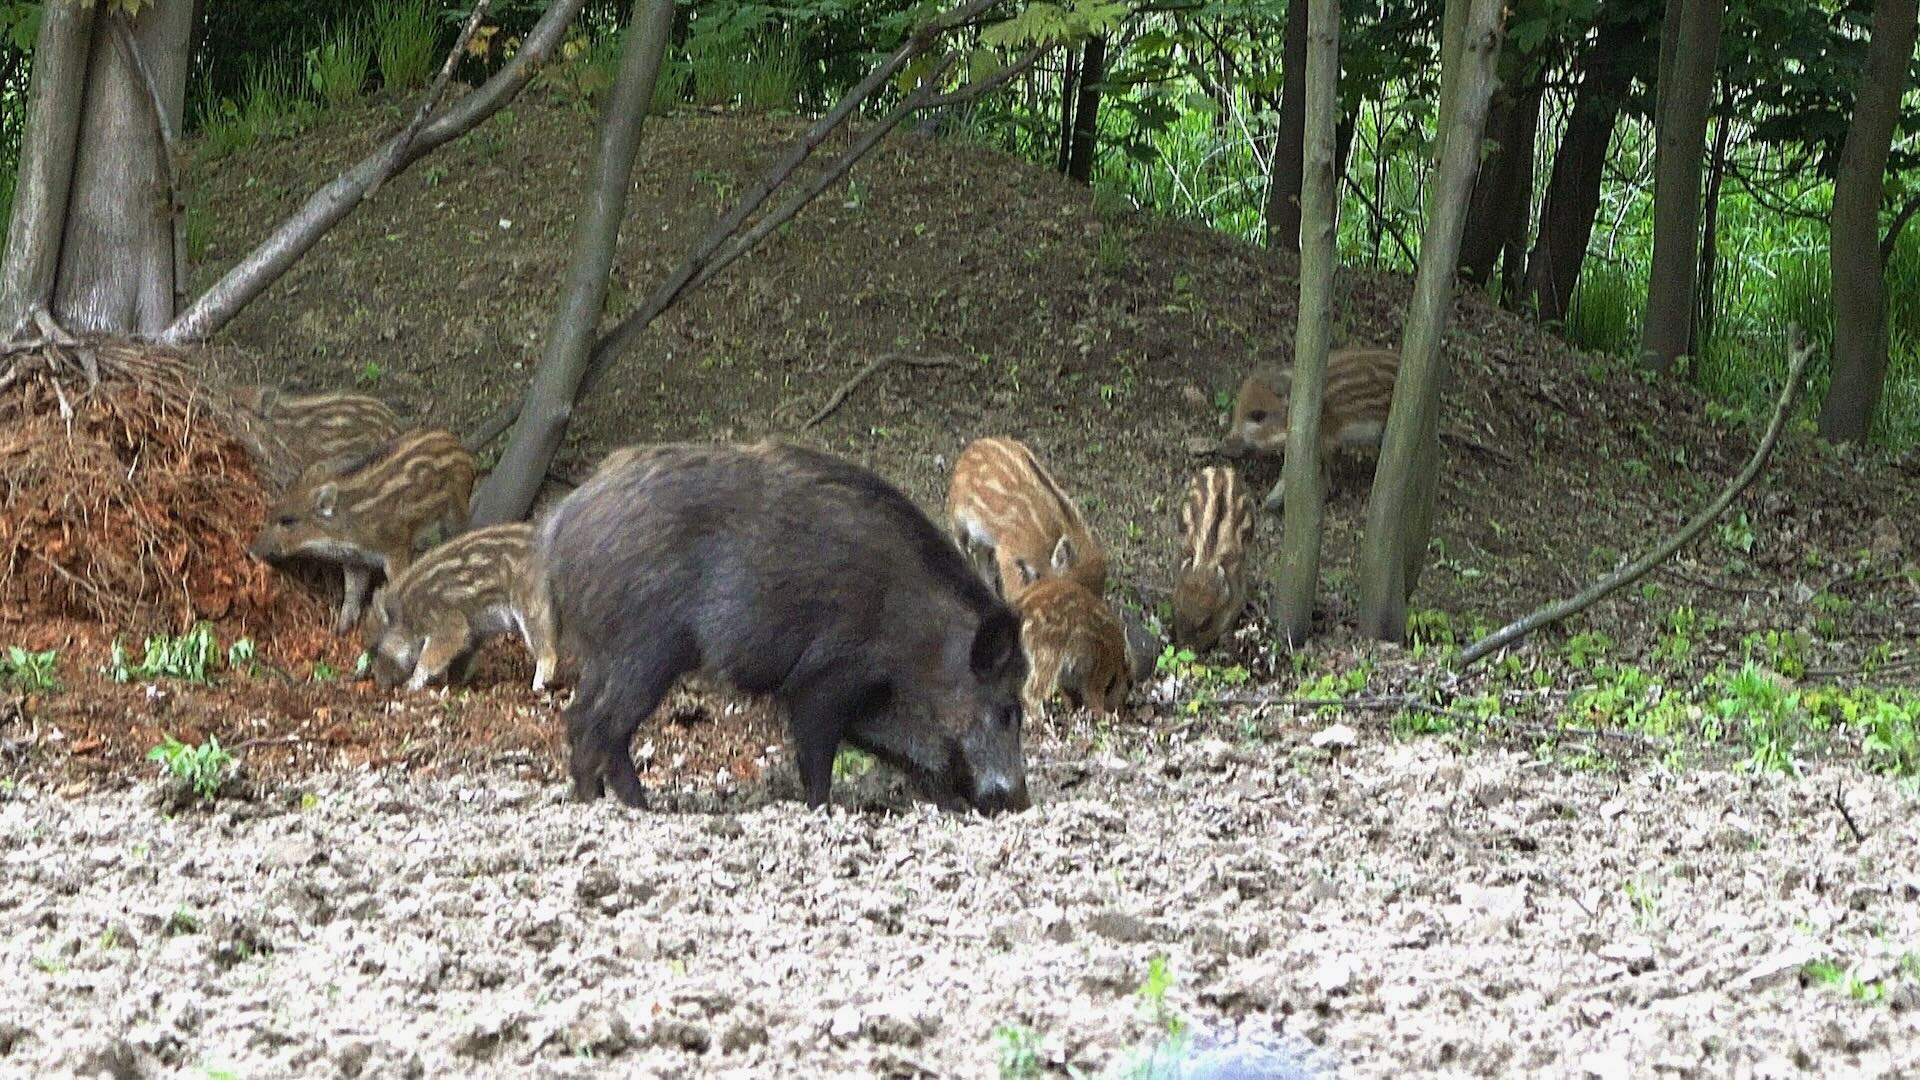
<box><xmin>1171</xmin><ymin>466</ymin><xmax>1256</xmax><ymax>650</ymax></box>
<box><xmin>946</xmin><ymin>436</ymin><xmax>1107</xmax><ymax>601</ymax></box>
<box><xmin>363</xmin><ymin>523</ymin><xmax>559</xmax><ymax>692</ymax></box>
<box><xmin>249</xmin><ymin>430</ymin><xmax>478</xmax><ymax>635</ymax></box>
<box><xmin>1218</xmin><ymin>346</ymin><xmax>1399</xmax><ymax>494</ymax></box>
<box><xmin>1014</xmin><ymin>577</ymin><xmax>1132</xmax><ymax>718</ymax></box>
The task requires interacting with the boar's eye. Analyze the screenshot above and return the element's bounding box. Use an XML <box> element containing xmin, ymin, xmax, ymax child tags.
<box><xmin>1248</xmin><ymin>409</ymin><xmax>1268</xmax><ymax>423</ymax></box>
<box><xmin>995</xmin><ymin>703</ymin><xmax>1020</xmax><ymax>731</ymax></box>
<box><xmin>275</xmin><ymin>514</ymin><xmax>300</xmax><ymax>528</ymax></box>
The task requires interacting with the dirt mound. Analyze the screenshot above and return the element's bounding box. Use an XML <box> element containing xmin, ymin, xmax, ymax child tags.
<box><xmin>0</xmin><ymin>340</ymin><xmax>332</xmax><ymax>658</ymax></box>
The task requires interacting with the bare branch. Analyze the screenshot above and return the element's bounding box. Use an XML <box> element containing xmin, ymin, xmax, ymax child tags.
<box><xmin>772</xmin><ymin>353</ymin><xmax>962</xmax><ymax>430</ymax></box>
<box><xmin>922</xmin><ymin>45</ymin><xmax>1049</xmax><ymax>108</ymax></box>
<box><xmin>1459</xmin><ymin>325</ymin><xmax>1819</xmax><ymax>666</ymax></box>
<box><xmin>160</xmin><ymin>0</ymin><xmax>581</xmax><ymax>346</ymax></box>
<box><xmin>367</xmin><ymin>0</ymin><xmax>497</xmax><ymax>200</ymax></box>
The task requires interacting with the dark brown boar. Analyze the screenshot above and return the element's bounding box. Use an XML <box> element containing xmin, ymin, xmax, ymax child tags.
<box><xmin>248</xmin><ymin>430</ymin><xmax>478</xmax><ymax>635</ymax></box>
<box><xmin>536</xmin><ymin>440</ymin><xmax>1032</xmax><ymax>815</ymax></box>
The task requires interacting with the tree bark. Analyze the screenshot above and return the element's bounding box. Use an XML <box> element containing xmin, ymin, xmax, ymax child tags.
<box><xmin>1818</xmin><ymin>0</ymin><xmax>1919</xmax><ymax>444</ymax></box>
<box><xmin>1519</xmin><ymin>12</ymin><xmax>1638</xmax><ymax>324</ymax></box>
<box><xmin>1064</xmin><ymin>35</ymin><xmax>1106</xmax><ymax>183</ymax></box>
<box><xmin>163</xmin><ymin>0</ymin><xmax>583</xmax><ymax>346</ymax></box>
<box><xmin>1263</xmin><ymin>0</ymin><xmax>1310</xmax><ymax>252</ymax></box>
<box><xmin>0</xmin><ymin>0</ymin><xmax>95</xmax><ymax>332</ymax></box>
<box><xmin>1458</xmin><ymin>75</ymin><xmax>1542</xmax><ymax>289</ymax></box>
<box><xmin>49</xmin><ymin>0</ymin><xmax>192</xmax><ymax>334</ymax></box>
<box><xmin>1638</xmin><ymin>0</ymin><xmax>1725</xmax><ymax>374</ymax></box>
<box><xmin>1055</xmin><ymin>45</ymin><xmax>1078</xmax><ymax>174</ymax></box>
<box><xmin>469</xmin><ymin>0</ymin><xmax>676</xmax><ymax>527</ymax></box>
<box><xmin>1272</xmin><ymin>0</ymin><xmax>1340</xmax><ymax>647</ymax></box>
<box><xmin>1357</xmin><ymin>0</ymin><xmax>1505</xmax><ymax>641</ymax></box>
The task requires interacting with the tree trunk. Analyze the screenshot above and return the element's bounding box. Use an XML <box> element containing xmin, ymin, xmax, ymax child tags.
<box><xmin>1264</xmin><ymin>0</ymin><xmax>1311</xmax><ymax>251</ymax></box>
<box><xmin>1357</xmin><ymin>0</ymin><xmax>1505</xmax><ymax>641</ymax></box>
<box><xmin>1064</xmin><ymin>35</ymin><xmax>1105</xmax><ymax>183</ymax></box>
<box><xmin>1458</xmin><ymin>75</ymin><xmax>1543</xmax><ymax>289</ymax></box>
<box><xmin>1055</xmin><ymin>46</ymin><xmax>1079</xmax><ymax>174</ymax></box>
<box><xmin>1818</xmin><ymin>0</ymin><xmax>1919</xmax><ymax>443</ymax></box>
<box><xmin>469</xmin><ymin>0</ymin><xmax>676</xmax><ymax>526</ymax></box>
<box><xmin>1639</xmin><ymin>0</ymin><xmax>1725</xmax><ymax>374</ymax></box>
<box><xmin>1272</xmin><ymin>0</ymin><xmax>1341</xmax><ymax>647</ymax></box>
<box><xmin>1520</xmin><ymin>14</ymin><xmax>1638</xmax><ymax>323</ymax></box>
<box><xmin>35</xmin><ymin>1</ymin><xmax>191</xmax><ymax>335</ymax></box>
<box><xmin>0</xmin><ymin>0</ymin><xmax>95</xmax><ymax>331</ymax></box>
<box><xmin>1693</xmin><ymin>103</ymin><xmax>1731</xmax><ymax>367</ymax></box>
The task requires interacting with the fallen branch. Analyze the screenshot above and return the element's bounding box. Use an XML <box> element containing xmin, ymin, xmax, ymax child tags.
<box><xmin>161</xmin><ymin>0</ymin><xmax>575</xmax><ymax>346</ymax></box>
<box><xmin>774</xmin><ymin>353</ymin><xmax>961</xmax><ymax>430</ymax></box>
<box><xmin>1459</xmin><ymin>325</ymin><xmax>1817</xmax><ymax>667</ymax></box>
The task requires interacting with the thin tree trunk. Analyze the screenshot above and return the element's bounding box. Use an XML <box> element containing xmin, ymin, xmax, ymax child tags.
<box><xmin>1639</xmin><ymin>0</ymin><xmax>1725</xmax><ymax>373</ymax></box>
<box><xmin>1273</xmin><ymin>0</ymin><xmax>1340</xmax><ymax>647</ymax></box>
<box><xmin>1357</xmin><ymin>0</ymin><xmax>1505</xmax><ymax>641</ymax></box>
<box><xmin>469</xmin><ymin>0</ymin><xmax>676</xmax><ymax>527</ymax></box>
<box><xmin>1064</xmin><ymin>35</ymin><xmax>1105</xmax><ymax>183</ymax></box>
<box><xmin>1818</xmin><ymin>0</ymin><xmax>1919</xmax><ymax>443</ymax></box>
<box><xmin>50</xmin><ymin>1</ymin><xmax>192</xmax><ymax>334</ymax></box>
<box><xmin>1264</xmin><ymin>0</ymin><xmax>1310</xmax><ymax>251</ymax></box>
<box><xmin>162</xmin><ymin>0</ymin><xmax>584</xmax><ymax>346</ymax></box>
<box><xmin>0</xmin><ymin>0</ymin><xmax>95</xmax><ymax>332</ymax></box>
<box><xmin>1055</xmin><ymin>46</ymin><xmax>1079</xmax><ymax>174</ymax></box>
<box><xmin>1693</xmin><ymin>102</ymin><xmax>1731</xmax><ymax>368</ymax></box>
<box><xmin>1520</xmin><ymin>14</ymin><xmax>1637</xmax><ymax>323</ymax></box>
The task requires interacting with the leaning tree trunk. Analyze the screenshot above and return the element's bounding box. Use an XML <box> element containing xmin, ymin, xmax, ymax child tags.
<box><xmin>1263</xmin><ymin>0</ymin><xmax>1311</xmax><ymax>252</ymax></box>
<box><xmin>1356</xmin><ymin>0</ymin><xmax>1505</xmax><ymax>641</ymax></box>
<box><xmin>0</xmin><ymin>0</ymin><xmax>95</xmax><ymax>331</ymax></box>
<box><xmin>1519</xmin><ymin>12</ymin><xmax>1638</xmax><ymax>323</ymax></box>
<box><xmin>1693</xmin><ymin>103</ymin><xmax>1732</xmax><ymax>366</ymax></box>
<box><xmin>470</xmin><ymin>0</ymin><xmax>677</xmax><ymax>527</ymax></box>
<box><xmin>1818</xmin><ymin>0</ymin><xmax>1919</xmax><ymax>444</ymax></box>
<box><xmin>1064</xmin><ymin>35</ymin><xmax>1106</xmax><ymax>183</ymax></box>
<box><xmin>1639</xmin><ymin>0</ymin><xmax>1725</xmax><ymax>374</ymax></box>
<box><xmin>1272</xmin><ymin>0</ymin><xmax>1341</xmax><ymax>647</ymax></box>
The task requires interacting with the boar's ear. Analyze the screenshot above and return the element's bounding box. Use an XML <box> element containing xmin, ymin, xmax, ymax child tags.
<box><xmin>313</xmin><ymin>482</ymin><xmax>340</xmax><ymax>519</ymax></box>
<box><xmin>969</xmin><ymin>608</ymin><xmax>1022</xmax><ymax>677</ymax></box>
<box><xmin>1050</xmin><ymin>536</ymin><xmax>1078</xmax><ymax>573</ymax></box>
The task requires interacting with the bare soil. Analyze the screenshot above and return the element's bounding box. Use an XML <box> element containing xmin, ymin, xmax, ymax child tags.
<box><xmin>2</xmin><ymin>87</ymin><xmax>1918</xmax><ymax>1077</ymax></box>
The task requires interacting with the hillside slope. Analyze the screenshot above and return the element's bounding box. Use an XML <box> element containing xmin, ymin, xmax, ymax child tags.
<box><xmin>190</xmin><ymin>92</ymin><xmax>1917</xmax><ymax>664</ymax></box>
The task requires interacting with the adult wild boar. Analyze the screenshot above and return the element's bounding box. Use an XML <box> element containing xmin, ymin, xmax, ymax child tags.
<box><xmin>537</xmin><ymin>441</ymin><xmax>1033</xmax><ymax>815</ymax></box>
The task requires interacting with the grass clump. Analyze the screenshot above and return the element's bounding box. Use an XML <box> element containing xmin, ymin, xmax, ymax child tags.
<box><xmin>108</xmin><ymin>622</ymin><xmax>223</xmax><ymax>685</ymax></box>
<box><xmin>146</xmin><ymin>735</ymin><xmax>235</xmax><ymax>804</ymax></box>
<box><xmin>375</xmin><ymin>0</ymin><xmax>439</xmax><ymax>93</ymax></box>
<box><xmin>306</xmin><ymin>19</ymin><xmax>373</xmax><ymax>109</ymax></box>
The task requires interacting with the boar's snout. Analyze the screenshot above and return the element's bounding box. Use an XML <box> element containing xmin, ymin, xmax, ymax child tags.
<box><xmin>960</xmin><ymin>703</ymin><xmax>1032</xmax><ymax>815</ymax></box>
<box><xmin>972</xmin><ymin>772</ymin><xmax>1031</xmax><ymax>815</ymax></box>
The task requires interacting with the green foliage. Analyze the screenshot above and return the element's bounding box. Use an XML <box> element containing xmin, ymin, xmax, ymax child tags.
<box><xmin>831</xmin><ymin>747</ymin><xmax>876</xmax><ymax>782</ymax></box>
<box><xmin>374</xmin><ymin>0</ymin><xmax>440</xmax><ymax>93</ymax></box>
<box><xmin>1708</xmin><ymin>663</ymin><xmax>1801</xmax><ymax>775</ymax></box>
<box><xmin>306</xmin><ymin>18</ymin><xmax>372</xmax><ymax>109</ymax></box>
<box><xmin>146</xmin><ymin>735</ymin><xmax>235</xmax><ymax>804</ymax></box>
<box><xmin>1565</xmin><ymin>260</ymin><xmax>1645</xmax><ymax>358</ymax></box>
<box><xmin>993</xmin><ymin>1023</ymin><xmax>1044</xmax><ymax>1079</ymax></box>
<box><xmin>982</xmin><ymin>1</ymin><xmax>1130</xmax><ymax>49</ymax></box>
<box><xmin>108</xmin><ymin>622</ymin><xmax>222</xmax><ymax>685</ymax></box>
<box><xmin>1807</xmin><ymin>687</ymin><xmax>1920</xmax><ymax>778</ymax></box>
<box><xmin>0</xmin><ymin>646</ymin><xmax>59</xmax><ymax>692</ymax></box>
<box><xmin>1156</xmin><ymin>647</ymin><xmax>1250</xmax><ymax>714</ymax></box>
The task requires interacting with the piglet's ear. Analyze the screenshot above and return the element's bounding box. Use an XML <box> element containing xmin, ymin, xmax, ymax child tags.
<box><xmin>970</xmin><ymin>608</ymin><xmax>1023</xmax><ymax>678</ymax></box>
<box><xmin>314</xmin><ymin>483</ymin><xmax>340</xmax><ymax>518</ymax></box>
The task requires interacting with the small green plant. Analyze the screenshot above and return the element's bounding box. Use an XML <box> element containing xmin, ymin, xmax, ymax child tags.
<box><xmin>146</xmin><ymin>735</ymin><xmax>235</xmax><ymax>804</ymax></box>
<box><xmin>1622</xmin><ymin>876</ymin><xmax>1662</xmax><ymax>931</ymax></box>
<box><xmin>993</xmin><ymin>1023</ymin><xmax>1044</xmax><ymax>1079</ymax></box>
<box><xmin>1710</xmin><ymin>662</ymin><xmax>1802</xmax><ymax>775</ymax></box>
<box><xmin>226</xmin><ymin>637</ymin><xmax>257</xmax><ymax>676</ymax></box>
<box><xmin>306</xmin><ymin>20</ymin><xmax>372</xmax><ymax>108</ymax></box>
<box><xmin>310</xmin><ymin>661</ymin><xmax>340</xmax><ymax>683</ymax></box>
<box><xmin>374</xmin><ymin>0</ymin><xmax>439</xmax><ymax>92</ymax></box>
<box><xmin>832</xmin><ymin>747</ymin><xmax>876</xmax><ymax>782</ymax></box>
<box><xmin>1717</xmin><ymin>512</ymin><xmax>1756</xmax><ymax>556</ymax></box>
<box><xmin>0</xmin><ymin>645</ymin><xmax>59</xmax><ymax>691</ymax></box>
<box><xmin>1562</xmin><ymin>630</ymin><xmax>1614</xmax><ymax>670</ymax></box>
<box><xmin>355</xmin><ymin>359</ymin><xmax>385</xmax><ymax>388</ymax></box>
<box><xmin>108</xmin><ymin>622</ymin><xmax>222</xmax><ymax>684</ymax></box>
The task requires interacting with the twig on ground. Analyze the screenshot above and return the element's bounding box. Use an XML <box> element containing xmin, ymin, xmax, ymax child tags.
<box><xmin>1804</xmin><ymin>654</ymin><xmax>1919</xmax><ymax>679</ymax></box>
<box><xmin>774</xmin><ymin>354</ymin><xmax>961</xmax><ymax>430</ymax></box>
<box><xmin>1459</xmin><ymin>325</ymin><xmax>1818</xmax><ymax>666</ymax></box>
<box><xmin>1166</xmin><ymin>689</ymin><xmax>1662</xmax><ymax>749</ymax></box>
<box><xmin>1831</xmin><ymin>779</ymin><xmax>1867</xmax><ymax>843</ymax></box>
<box><xmin>1656</xmin><ymin>565</ymin><xmax>1774</xmax><ymax>595</ymax></box>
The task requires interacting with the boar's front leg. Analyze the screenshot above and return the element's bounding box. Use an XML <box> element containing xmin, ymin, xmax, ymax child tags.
<box><xmin>565</xmin><ymin>659</ymin><xmax>612</xmax><ymax>802</ymax></box>
<box><xmin>789</xmin><ymin>676</ymin><xmax>891</xmax><ymax>810</ymax></box>
<box><xmin>336</xmin><ymin>565</ymin><xmax>374</xmax><ymax>635</ymax></box>
<box><xmin>585</xmin><ymin>644</ymin><xmax>694</xmax><ymax>809</ymax></box>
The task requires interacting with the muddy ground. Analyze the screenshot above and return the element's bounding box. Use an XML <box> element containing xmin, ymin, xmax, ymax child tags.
<box><xmin>6</xmin><ymin>718</ymin><xmax>1918</xmax><ymax>1078</ymax></box>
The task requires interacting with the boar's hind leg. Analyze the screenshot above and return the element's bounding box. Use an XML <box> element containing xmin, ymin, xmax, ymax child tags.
<box><xmin>789</xmin><ymin>677</ymin><xmax>891</xmax><ymax>810</ymax></box>
<box><xmin>564</xmin><ymin>659</ymin><xmax>613</xmax><ymax>801</ymax></box>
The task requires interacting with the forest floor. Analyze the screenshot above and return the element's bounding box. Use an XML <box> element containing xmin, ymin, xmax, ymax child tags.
<box><xmin>2</xmin><ymin>85</ymin><xmax>1918</xmax><ymax>1077</ymax></box>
